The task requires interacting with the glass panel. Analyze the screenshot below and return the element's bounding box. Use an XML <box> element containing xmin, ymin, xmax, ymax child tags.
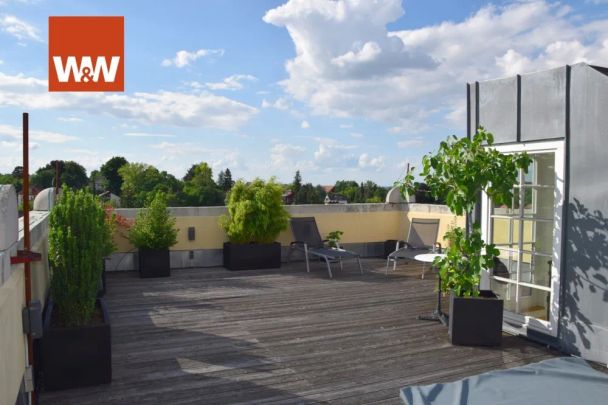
<box><xmin>492</xmin><ymin>194</ymin><xmax>518</xmax><ymax>216</ymax></box>
<box><xmin>533</xmin><ymin>153</ymin><xmax>556</xmax><ymax>187</ymax></box>
<box><xmin>529</xmin><ymin>254</ymin><xmax>552</xmax><ymax>288</ymax></box>
<box><xmin>521</xmin><ymin>186</ymin><xmax>554</xmax><ymax>220</ymax></box>
<box><xmin>490</xmin><ymin>218</ymin><xmax>520</xmax><ymax>249</ymax></box>
<box><xmin>521</xmin><ymin>220</ymin><xmax>553</xmax><ymax>256</ymax></box>
<box><xmin>519</xmin><ymin>288</ymin><xmax>551</xmax><ymax>321</ymax></box>
<box><xmin>491</xmin><ymin>250</ymin><xmax>517</xmax><ymax>279</ymax></box>
<box><xmin>490</xmin><ymin>278</ymin><xmax>516</xmax><ymax>312</ymax></box>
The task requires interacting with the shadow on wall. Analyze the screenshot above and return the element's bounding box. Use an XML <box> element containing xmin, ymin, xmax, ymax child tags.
<box><xmin>561</xmin><ymin>198</ymin><xmax>608</xmax><ymax>355</ymax></box>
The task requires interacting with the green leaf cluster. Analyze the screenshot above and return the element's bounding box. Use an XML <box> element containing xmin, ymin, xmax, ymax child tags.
<box><xmin>220</xmin><ymin>178</ymin><xmax>290</xmax><ymax>244</ymax></box>
<box><xmin>49</xmin><ymin>188</ymin><xmax>114</xmax><ymax>327</ymax></box>
<box><xmin>327</xmin><ymin>230</ymin><xmax>344</xmax><ymax>248</ymax></box>
<box><xmin>435</xmin><ymin>226</ymin><xmax>500</xmax><ymax>297</ymax></box>
<box><xmin>128</xmin><ymin>192</ymin><xmax>178</xmax><ymax>250</ymax></box>
<box><xmin>400</xmin><ymin>128</ymin><xmax>532</xmax><ymax>297</ymax></box>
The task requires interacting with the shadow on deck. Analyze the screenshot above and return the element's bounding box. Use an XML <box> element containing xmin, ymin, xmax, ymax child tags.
<box><xmin>40</xmin><ymin>259</ymin><xmax>560</xmax><ymax>404</ymax></box>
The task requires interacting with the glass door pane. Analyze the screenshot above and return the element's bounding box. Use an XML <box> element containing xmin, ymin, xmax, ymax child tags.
<box><xmin>488</xmin><ymin>149</ymin><xmax>558</xmax><ymax>330</ymax></box>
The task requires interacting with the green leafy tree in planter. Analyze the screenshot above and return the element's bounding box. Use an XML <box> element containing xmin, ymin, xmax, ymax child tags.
<box><xmin>49</xmin><ymin>189</ymin><xmax>114</xmax><ymax>326</ymax></box>
<box><xmin>401</xmin><ymin>128</ymin><xmax>532</xmax><ymax>297</ymax></box>
<box><xmin>128</xmin><ymin>192</ymin><xmax>178</xmax><ymax>250</ymax></box>
<box><xmin>220</xmin><ymin>178</ymin><xmax>290</xmax><ymax>244</ymax></box>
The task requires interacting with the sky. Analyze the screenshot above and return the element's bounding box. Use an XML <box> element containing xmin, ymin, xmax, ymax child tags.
<box><xmin>0</xmin><ymin>0</ymin><xmax>607</xmax><ymax>186</ymax></box>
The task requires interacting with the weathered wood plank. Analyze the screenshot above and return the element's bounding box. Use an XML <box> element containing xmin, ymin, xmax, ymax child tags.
<box><xmin>40</xmin><ymin>259</ymin><xmax>559</xmax><ymax>405</ymax></box>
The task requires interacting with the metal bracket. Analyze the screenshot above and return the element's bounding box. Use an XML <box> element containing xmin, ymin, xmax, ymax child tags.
<box><xmin>10</xmin><ymin>250</ymin><xmax>41</xmax><ymax>265</ymax></box>
<box><xmin>22</xmin><ymin>300</ymin><xmax>43</xmax><ymax>339</ymax></box>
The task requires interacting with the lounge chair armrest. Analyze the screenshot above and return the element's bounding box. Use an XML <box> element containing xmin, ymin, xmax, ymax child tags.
<box><xmin>433</xmin><ymin>242</ymin><xmax>442</xmax><ymax>253</ymax></box>
<box><xmin>290</xmin><ymin>241</ymin><xmax>306</xmax><ymax>246</ymax></box>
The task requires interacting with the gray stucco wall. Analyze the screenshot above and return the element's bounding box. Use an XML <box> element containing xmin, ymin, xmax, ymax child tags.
<box><xmin>521</xmin><ymin>66</ymin><xmax>568</xmax><ymax>142</ymax></box>
<box><xmin>478</xmin><ymin>76</ymin><xmax>518</xmax><ymax>143</ymax></box>
<box><xmin>469</xmin><ymin>63</ymin><xmax>608</xmax><ymax>364</ymax></box>
<box><xmin>561</xmin><ymin>64</ymin><xmax>608</xmax><ymax>364</ymax></box>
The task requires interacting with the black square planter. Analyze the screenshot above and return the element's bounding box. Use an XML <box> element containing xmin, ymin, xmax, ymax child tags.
<box><xmin>139</xmin><ymin>248</ymin><xmax>170</xmax><ymax>278</ymax></box>
<box><xmin>449</xmin><ymin>290</ymin><xmax>503</xmax><ymax>346</ymax></box>
<box><xmin>223</xmin><ymin>242</ymin><xmax>281</xmax><ymax>270</ymax></box>
<box><xmin>40</xmin><ymin>298</ymin><xmax>111</xmax><ymax>391</ymax></box>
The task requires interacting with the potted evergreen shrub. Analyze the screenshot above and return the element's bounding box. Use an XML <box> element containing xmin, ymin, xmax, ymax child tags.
<box><xmin>128</xmin><ymin>191</ymin><xmax>178</xmax><ymax>278</ymax></box>
<box><xmin>42</xmin><ymin>188</ymin><xmax>114</xmax><ymax>391</ymax></box>
<box><xmin>401</xmin><ymin>128</ymin><xmax>531</xmax><ymax>346</ymax></box>
<box><xmin>220</xmin><ymin>178</ymin><xmax>289</xmax><ymax>270</ymax></box>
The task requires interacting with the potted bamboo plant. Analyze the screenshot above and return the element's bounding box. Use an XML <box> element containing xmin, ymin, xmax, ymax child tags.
<box><xmin>220</xmin><ymin>178</ymin><xmax>289</xmax><ymax>270</ymax></box>
<box><xmin>401</xmin><ymin>128</ymin><xmax>531</xmax><ymax>346</ymax></box>
<box><xmin>42</xmin><ymin>188</ymin><xmax>115</xmax><ymax>390</ymax></box>
<box><xmin>128</xmin><ymin>191</ymin><xmax>178</xmax><ymax>278</ymax></box>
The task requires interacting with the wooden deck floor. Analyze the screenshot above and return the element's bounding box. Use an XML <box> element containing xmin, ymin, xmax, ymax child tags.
<box><xmin>41</xmin><ymin>259</ymin><xmax>560</xmax><ymax>404</ymax></box>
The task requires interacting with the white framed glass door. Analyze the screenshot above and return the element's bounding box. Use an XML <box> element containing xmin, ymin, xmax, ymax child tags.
<box><xmin>481</xmin><ymin>140</ymin><xmax>564</xmax><ymax>336</ymax></box>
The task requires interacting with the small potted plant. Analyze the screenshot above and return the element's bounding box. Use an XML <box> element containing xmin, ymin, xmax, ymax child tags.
<box><xmin>220</xmin><ymin>178</ymin><xmax>289</xmax><ymax>270</ymax></box>
<box><xmin>327</xmin><ymin>230</ymin><xmax>344</xmax><ymax>249</ymax></box>
<box><xmin>401</xmin><ymin>128</ymin><xmax>531</xmax><ymax>346</ymax></box>
<box><xmin>128</xmin><ymin>191</ymin><xmax>178</xmax><ymax>278</ymax></box>
<box><xmin>42</xmin><ymin>188</ymin><xmax>114</xmax><ymax>390</ymax></box>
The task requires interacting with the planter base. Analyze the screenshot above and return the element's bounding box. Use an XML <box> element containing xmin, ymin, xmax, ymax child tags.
<box><xmin>40</xmin><ymin>298</ymin><xmax>111</xmax><ymax>391</ymax></box>
<box><xmin>449</xmin><ymin>290</ymin><xmax>503</xmax><ymax>346</ymax></box>
<box><xmin>223</xmin><ymin>242</ymin><xmax>281</xmax><ymax>270</ymax></box>
<box><xmin>139</xmin><ymin>249</ymin><xmax>170</xmax><ymax>278</ymax></box>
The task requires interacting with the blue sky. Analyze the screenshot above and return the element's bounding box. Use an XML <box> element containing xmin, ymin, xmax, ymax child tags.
<box><xmin>0</xmin><ymin>0</ymin><xmax>607</xmax><ymax>185</ymax></box>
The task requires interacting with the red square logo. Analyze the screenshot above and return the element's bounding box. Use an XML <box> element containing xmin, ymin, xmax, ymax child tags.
<box><xmin>49</xmin><ymin>16</ymin><xmax>124</xmax><ymax>92</ymax></box>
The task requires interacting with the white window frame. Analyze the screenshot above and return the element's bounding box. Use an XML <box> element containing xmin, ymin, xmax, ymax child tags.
<box><xmin>481</xmin><ymin>140</ymin><xmax>564</xmax><ymax>337</ymax></box>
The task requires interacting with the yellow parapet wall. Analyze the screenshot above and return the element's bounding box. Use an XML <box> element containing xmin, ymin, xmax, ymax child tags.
<box><xmin>112</xmin><ymin>203</ymin><xmax>463</xmax><ymax>253</ymax></box>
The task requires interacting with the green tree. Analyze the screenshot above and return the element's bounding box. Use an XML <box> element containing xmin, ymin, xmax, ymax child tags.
<box><xmin>182</xmin><ymin>162</ymin><xmax>224</xmax><ymax>206</ymax></box>
<box><xmin>217</xmin><ymin>168</ymin><xmax>234</xmax><ymax>192</ymax></box>
<box><xmin>128</xmin><ymin>191</ymin><xmax>178</xmax><ymax>250</ymax></box>
<box><xmin>291</xmin><ymin>170</ymin><xmax>302</xmax><ymax>201</ymax></box>
<box><xmin>48</xmin><ymin>188</ymin><xmax>114</xmax><ymax>326</ymax></box>
<box><xmin>119</xmin><ymin>163</ymin><xmax>167</xmax><ymax>208</ymax></box>
<box><xmin>295</xmin><ymin>183</ymin><xmax>325</xmax><ymax>204</ymax></box>
<box><xmin>220</xmin><ymin>178</ymin><xmax>289</xmax><ymax>244</ymax></box>
<box><xmin>31</xmin><ymin>160</ymin><xmax>88</xmax><ymax>190</ymax></box>
<box><xmin>100</xmin><ymin>156</ymin><xmax>128</xmax><ymax>195</ymax></box>
<box><xmin>401</xmin><ymin>128</ymin><xmax>532</xmax><ymax>297</ymax></box>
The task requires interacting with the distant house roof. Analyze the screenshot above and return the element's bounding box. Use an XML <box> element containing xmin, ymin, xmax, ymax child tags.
<box><xmin>322</xmin><ymin>185</ymin><xmax>334</xmax><ymax>193</ymax></box>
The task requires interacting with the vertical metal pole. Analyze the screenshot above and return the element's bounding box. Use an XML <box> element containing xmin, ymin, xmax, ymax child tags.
<box><xmin>22</xmin><ymin>112</ymin><xmax>35</xmax><ymax>403</ymax></box>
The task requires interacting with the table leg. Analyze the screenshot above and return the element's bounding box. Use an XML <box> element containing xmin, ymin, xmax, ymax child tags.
<box><xmin>417</xmin><ymin>265</ymin><xmax>449</xmax><ymax>326</ymax></box>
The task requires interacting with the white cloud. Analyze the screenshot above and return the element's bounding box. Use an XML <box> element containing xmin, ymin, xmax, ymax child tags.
<box><xmin>57</xmin><ymin>116</ymin><xmax>83</xmax><ymax>123</ymax></box>
<box><xmin>161</xmin><ymin>48</ymin><xmax>224</xmax><ymax>68</ymax></box>
<box><xmin>197</xmin><ymin>74</ymin><xmax>257</xmax><ymax>91</ymax></box>
<box><xmin>349</xmin><ymin>132</ymin><xmax>363</xmax><ymax>139</ymax></box>
<box><xmin>300</xmin><ymin>120</ymin><xmax>310</xmax><ymax>129</ymax></box>
<box><xmin>261</xmin><ymin>96</ymin><xmax>289</xmax><ymax>110</ymax></box>
<box><xmin>0</xmin><ymin>14</ymin><xmax>41</xmax><ymax>42</ymax></box>
<box><xmin>150</xmin><ymin>141</ymin><xmax>240</xmax><ymax>176</ymax></box>
<box><xmin>0</xmin><ymin>71</ymin><xmax>259</xmax><ymax>130</ymax></box>
<box><xmin>124</xmin><ymin>132</ymin><xmax>175</xmax><ymax>138</ymax></box>
<box><xmin>265</xmin><ymin>0</ymin><xmax>608</xmax><ymax>132</ymax></box>
<box><xmin>270</xmin><ymin>143</ymin><xmax>307</xmax><ymax>168</ymax></box>
<box><xmin>358</xmin><ymin>153</ymin><xmax>385</xmax><ymax>171</ymax></box>
<box><xmin>0</xmin><ymin>124</ymin><xmax>77</xmax><ymax>143</ymax></box>
<box><xmin>339</xmin><ymin>123</ymin><xmax>353</xmax><ymax>129</ymax></box>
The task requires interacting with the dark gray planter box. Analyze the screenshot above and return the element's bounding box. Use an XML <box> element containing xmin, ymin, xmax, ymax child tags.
<box><xmin>449</xmin><ymin>290</ymin><xmax>503</xmax><ymax>346</ymax></box>
<box><xmin>223</xmin><ymin>242</ymin><xmax>281</xmax><ymax>270</ymax></box>
<box><xmin>139</xmin><ymin>249</ymin><xmax>170</xmax><ymax>278</ymax></box>
<box><xmin>40</xmin><ymin>298</ymin><xmax>111</xmax><ymax>391</ymax></box>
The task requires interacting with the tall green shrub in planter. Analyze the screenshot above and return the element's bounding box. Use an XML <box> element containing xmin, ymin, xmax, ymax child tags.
<box><xmin>220</xmin><ymin>178</ymin><xmax>289</xmax><ymax>270</ymax></box>
<box><xmin>42</xmin><ymin>188</ymin><xmax>114</xmax><ymax>390</ymax></box>
<box><xmin>128</xmin><ymin>191</ymin><xmax>178</xmax><ymax>278</ymax></box>
<box><xmin>401</xmin><ymin>128</ymin><xmax>532</xmax><ymax>346</ymax></box>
